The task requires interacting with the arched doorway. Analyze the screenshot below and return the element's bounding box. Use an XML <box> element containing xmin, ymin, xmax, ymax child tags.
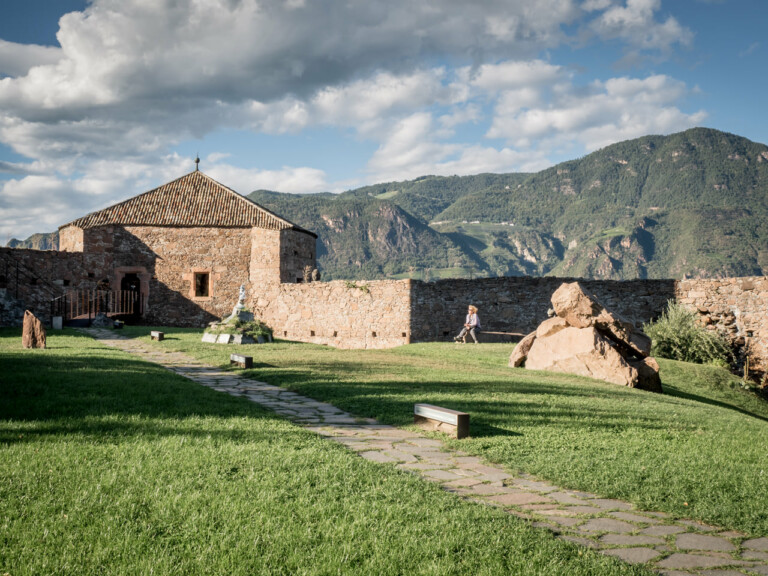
<box><xmin>120</xmin><ymin>272</ymin><xmax>142</xmax><ymax>322</ymax></box>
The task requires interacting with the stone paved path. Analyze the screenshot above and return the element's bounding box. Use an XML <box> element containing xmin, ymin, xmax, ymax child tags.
<box><xmin>86</xmin><ymin>328</ymin><xmax>768</xmax><ymax>576</ymax></box>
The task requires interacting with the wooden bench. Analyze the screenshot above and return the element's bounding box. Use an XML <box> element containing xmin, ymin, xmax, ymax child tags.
<box><xmin>414</xmin><ymin>403</ymin><xmax>469</xmax><ymax>439</ymax></box>
<box><xmin>230</xmin><ymin>353</ymin><xmax>253</xmax><ymax>369</ymax></box>
<box><xmin>480</xmin><ymin>331</ymin><xmax>525</xmax><ymax>343</ymax></box>
<box><xmin>150</xmin><ymin>330</ymin><xmax>164</xmax><ymax>341</ymax></box>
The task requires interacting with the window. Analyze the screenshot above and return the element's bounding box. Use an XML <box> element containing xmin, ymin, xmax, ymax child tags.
<box><xmin>194</xmin><ymin>272</ymin><xmax>210</xmax><ymax>297</ymax></box>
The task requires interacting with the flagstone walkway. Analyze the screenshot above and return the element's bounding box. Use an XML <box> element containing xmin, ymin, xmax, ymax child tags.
<box><xmin>85</xmin><ymin>328</ymin><xmax>768</xmax><ymax>576</ymax></box>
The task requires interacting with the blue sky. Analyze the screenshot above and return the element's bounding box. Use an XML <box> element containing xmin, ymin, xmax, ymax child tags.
<box><xmin>0</xmin><ymin>0</ymin><xmax>765</xmax><ymax>241</ymax></box>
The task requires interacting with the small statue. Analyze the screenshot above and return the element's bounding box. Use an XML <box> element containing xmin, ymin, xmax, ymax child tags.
<box><xmin>311</xmin><ymin>268</ymin><xmax>320</xmax><ymax>282</ymax></box>
<box><xmin>238</xmin><ymin>284</ymin><xmax>246</xmax><ymax>306</ymax></box>
<box><xmin>303</xmin><ymin>265</ymin><xmax>313</xmax><ymax>283</ymax></box>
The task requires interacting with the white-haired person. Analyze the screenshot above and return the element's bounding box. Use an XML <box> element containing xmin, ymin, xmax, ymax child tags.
<box><xmin>454</xmin><ymin>305</ymin><xmax>481</xmax><ymax>344</ymax></box>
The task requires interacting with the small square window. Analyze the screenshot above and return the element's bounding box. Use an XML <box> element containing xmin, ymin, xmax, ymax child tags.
<box><xmin>194</xmin><ymin>272</ymin><xmax>210</xmax><ymax>297</ymax></box>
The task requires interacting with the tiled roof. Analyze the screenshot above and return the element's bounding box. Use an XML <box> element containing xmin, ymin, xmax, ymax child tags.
<box><xmin>60</xmin><ymin>170</ymin><xmax>316</xmax><ymax>236</ymax></box>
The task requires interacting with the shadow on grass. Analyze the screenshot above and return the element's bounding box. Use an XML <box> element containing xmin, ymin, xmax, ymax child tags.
<box><xmin>0</xmin><ymin>344</ymin><xmax>286</xmax><ymax>442</ymax></box>
<box><xmin>246</xmin><ymin>362</ymin><xmax>673</xmax><ymax>431</ymax></box>
<box><xmin>662</xmin><ymin>384</ymin><xmax>768</xmax><ymax>423</ymax></box>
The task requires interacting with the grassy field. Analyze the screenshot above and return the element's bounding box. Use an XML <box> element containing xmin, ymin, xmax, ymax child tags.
<box><xmin>1</xmin><ymin>328</ymin><xmax>651</xmax><ymax>576</ymax></box>
<box><xmin>114</xmin><ymin>326</ymin><xmax>768</xmax><ymax>537</ymax></box>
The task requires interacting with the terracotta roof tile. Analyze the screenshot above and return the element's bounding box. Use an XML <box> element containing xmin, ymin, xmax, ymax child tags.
<box><xmin>60</xmin><ymin>171</ymin><xmax>316</xmax><ymax>236</ymax></box>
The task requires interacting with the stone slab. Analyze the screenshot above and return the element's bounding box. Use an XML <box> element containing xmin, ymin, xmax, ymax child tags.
<box><xmin>609</xmin><ymin>511</ymin><xmax>661</xmax><ymax>524</ymax></box>
<box><xmin>744</xmin><ymin>538</ymin><xmax>768</xmax><ymax>552</ymax></box>
<box><xmin>423</xmin><ymin>469</ymin><xmax>464</xmax><ymax>481</ymax></box>
<box><xmin>589</xmin><ymin>498</ymin><xmax>634</xmax><ymax>511</ymax></box>
<box><xmin>658</xmin><ymin>554</ymin><xmax>752</xmax><ymax>570</ymax></box>
<box><xmin>676</xmin><ymin>533</ymin><xmax>736</xmax><ymax>552</ymax></box>
<box><xmin>548</xmin><ymin>492</ymin><xmax>589</xmax><ymax>505</ymax></box>
<box><xmin>470</xmin><ymin>483</ymin><xmax>510</xmax><ymax>495</ymax></box>
<box><xmin>578</xmin><ymin>518</ymin><xmax>636</xmax><ymax>534</ymax></box>
<box><xmin>558</xmin><ymin>535</ymin><xmax>599</xmax><ymax>549</ymax></box>
<box><xmin>600</xmin><ymin>534</ymin><xmax>665</xmax><ymax>546</ymax></box>
<box><xmin>640</xmin><ymin>525</ymin><xmax>686</xmax><ymax>536</ymax></box>
<box><xmin>566</xmin><ymin>505</ymin><xmax>605</xmax><ymax>515</ymax></box>
<box><xmin>487</xmin><ymin>492</ymin><xmax>552</xmax><ymax>506</ymax></box>
<box><xmin>742</xmin><ymin>551</ymin><xmax>768</xmax><ymax>562</ymax></box>
<box><xmin>359</xmin><ymin>451</ymin><xmax>399</xmax><ymax>464</ymax></box>
<box><xmin>601</xmin><ymin>547</ymin><xmax>661</xmax><ymax>564</ymax></box>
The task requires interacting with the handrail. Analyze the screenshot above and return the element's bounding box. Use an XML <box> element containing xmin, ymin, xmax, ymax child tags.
<box><xmin>52</xmin><ymin>289</ymin><xmax>143</xmax><ymax>321</ymax></box>
<box><xmin>0</xmin><ymin>249</ymin><xmax>64</xmax><ymax>299</ymax></box>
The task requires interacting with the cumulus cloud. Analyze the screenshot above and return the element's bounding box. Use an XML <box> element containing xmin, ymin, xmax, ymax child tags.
<box><xmin>487</xmin><ymin>74</ymin><xmax>706</xmax><ymax>151</ymax></box>
<box><xmin>0</xmin><ymin>0</ymin><xmax>705</xmax><ymax>239</ymax></box>
<box><xmin>0</xmin><ymin>40</ymin><xmax>63</xmax><ymax>78</ymax></box>
<box><xmin>366</xmin><ymin>112</ymin><xmax>550</xmax><ymax>182</ymax></box>
<box><xmin>588</xmin><ymin>0</ymin><xmax>693</xmax><ymax>56</ymax></box>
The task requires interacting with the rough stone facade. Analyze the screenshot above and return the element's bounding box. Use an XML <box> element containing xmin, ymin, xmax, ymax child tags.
<box><xmin>676</xmin><ymin>277</ymin><xmax>768</xmax><ymax>372</ymax></box>
<box><xmin>255</xmin><ymin>280</ymin><xmax>412</xmax><ymax>349</ymax></box>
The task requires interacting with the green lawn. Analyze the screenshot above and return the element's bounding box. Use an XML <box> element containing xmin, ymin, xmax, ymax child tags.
<box><xmin>116</xmin><ymin>326</ymin><xmax>768</xmax><ymax>537</ymax></box>
<box><xmin>1</xmin><ymin>328</ymin><xmax>649</xmax><ymax>576</ymax></box>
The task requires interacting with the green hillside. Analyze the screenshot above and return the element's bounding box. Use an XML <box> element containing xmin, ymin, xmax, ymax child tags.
<box><xmin>9</xmin><ymin>128</ymin><xmax>768</xmax><ymax>281</ymax></box>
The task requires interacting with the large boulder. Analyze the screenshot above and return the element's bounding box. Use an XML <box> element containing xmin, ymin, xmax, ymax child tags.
<box><xmin>551</xmin><ymin>283</ymin><xmax>602</xmax><ymax>328</ymax></box>
<box><xmin>509</xmin><ymin>331</ymin><xmax>537</xmax><ymax>367</ymax></box>
<box><xmin>552</xmin><ymin>282</ymin><xmax>650</xmax><ymax>358</ymax></box>
<box><xmin>511</xmin><ymin>282</ymin><xmax>662</xmax><ymax>393</ymax></box>
<box><xmin>525</xmin><ymin>326</ymin><xmax>640</xmax><ymax>388</ymax></box>
<box><xmin>22</xmin><ymin>310</ymin><xmax>46</xmax><ymax>349</ymax></box>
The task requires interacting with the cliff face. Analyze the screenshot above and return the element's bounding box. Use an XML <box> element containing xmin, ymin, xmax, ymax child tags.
<box><xmin>7</xmin><ymin>232</ymin><xmax>59</xmax><ymax>251</ymax></box>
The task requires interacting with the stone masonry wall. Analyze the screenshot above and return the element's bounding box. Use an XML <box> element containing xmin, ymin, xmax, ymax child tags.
<box><xmin>409</xmin><ymin>277</ymin><xmax>676</xmax><ymax>341</ymax></box>
<box><xmin>255</xmin><ymin>279</ymin><xmax>411</xmax><ymax>349</ymax></box>
<box><xmin>0</xmin><ymin>247</ymin><xmax>96</xmax><ymax>326</ymax></box>
<box><xmin>676</xmin><ymin>277</ymin><xmax>768</xmax><ymax>373</ymax></box>
<box><xmin>115</xmin><ymin>226</ymin><xmax>254</xmax><ymax>326</ymax></box>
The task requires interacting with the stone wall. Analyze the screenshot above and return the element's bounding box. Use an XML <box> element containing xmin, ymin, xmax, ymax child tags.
<box><xmin>116</xmin><ymin>226</ymin><xmax>253</xmax><ymax>326</ymax></box>
<box><xmin>255</xmin><ymin>279</ymin><xmax>412</xmax><ymax>349</ymax></box>
<box><xmin>676</xmin><ymin>277</ymin><xmax>768</xmax><ymax>372</ymax></box>
<box><xmin>409</xmin><ymin>277</ymin><xmax>676</xmax><ymax>341</ymax></box>
<box><xmin>0</xmin><ymin>247</ymin><xmax>94</xmax><ymax>326</ymax></box>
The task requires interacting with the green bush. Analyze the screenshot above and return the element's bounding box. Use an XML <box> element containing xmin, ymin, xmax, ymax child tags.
<box><xmin>644</xmin><ymin>301</ymin><xmax>732</xmax><ymax>365</ymax></box>
<box><xmin>205</xmin><ymin>316</ymin><xmax>273</xmax><ymax>337</ymax></box>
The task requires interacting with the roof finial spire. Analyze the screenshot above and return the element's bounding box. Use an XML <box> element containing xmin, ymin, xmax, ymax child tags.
<box><xmin>195</xmin><ymin>154</ymin><xmax>200</xmax><ymax>171</ymax></box>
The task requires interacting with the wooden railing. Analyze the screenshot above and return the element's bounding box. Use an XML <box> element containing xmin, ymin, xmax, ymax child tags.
<box><xmin>51</xmin><ymin>290</ymin><xmax>142</xmax><ymax>322</ymax></box>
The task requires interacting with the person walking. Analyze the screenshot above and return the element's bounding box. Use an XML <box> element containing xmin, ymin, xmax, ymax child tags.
<box><xmin>454</xmin><ymin>305</ymin><xmax>481</xmax><ymax>344</ymax></box>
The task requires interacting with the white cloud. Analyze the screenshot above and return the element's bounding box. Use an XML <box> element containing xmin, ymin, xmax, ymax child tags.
<box><xmin>0</xmin><ymin>40</ymin><xmax>63</xmax><ymax>78</ymax></box>
<box><xmin>469</xmin><ymin>60</ymin><xmax>565</xmax><ymax>93</ymax></box>
<box><xmin>0</xmin><ymin>0</ymin><xmax>707</xmax><ymax>240</ymax></box>
<box><xmin>206</xmin><ymin>164</ymin><xmax>329</xmax><ymax>194</ymax></box>
<box><xmin>366</xmin><ymin>112</ymin><xmax>550</xmax><ymax>182</ymax></box>
<box><xmin>487</xmin><ymin>74</ymin><xmax>706</xmax><ymax>151</ymax></box>
<box><xmin>590</xmin><ymin>0</ymin><xmax>693</xmax><ymax>53</ymax></box>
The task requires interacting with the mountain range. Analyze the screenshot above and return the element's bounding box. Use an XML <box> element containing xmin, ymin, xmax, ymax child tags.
<box><xmin>9</xmin><ymin>128</ymin><xmax>768</xmax><ymax>281</ymax></box>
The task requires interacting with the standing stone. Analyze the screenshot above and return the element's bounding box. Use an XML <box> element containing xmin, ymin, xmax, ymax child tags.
<box><xmin>22</xmin><ymin>310</ymin><xmax>46</xmax><ymax>349</ymax></box>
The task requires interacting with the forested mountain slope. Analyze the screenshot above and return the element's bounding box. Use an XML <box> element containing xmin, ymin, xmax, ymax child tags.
<box><xmin>10</xmin><ymin>128</ymin><xmax>768</xmax><ymax>281</ymax></box>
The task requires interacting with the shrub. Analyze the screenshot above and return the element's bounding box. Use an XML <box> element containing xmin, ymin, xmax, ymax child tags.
<box><xmin>644</xmin><ymin>301</ymin><xmax>732</xmax><ymax>365</ymax></box>
<box><xmin>205</xmin><ymin>316</ymin><xmax>273</xmax><ymax>338</ymax></box>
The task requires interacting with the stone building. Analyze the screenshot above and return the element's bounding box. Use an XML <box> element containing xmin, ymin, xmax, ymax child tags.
<box><xmin>2</xmin><ymin>169</ymin><xmax>317</xmax><ymax>327</ymax></box>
